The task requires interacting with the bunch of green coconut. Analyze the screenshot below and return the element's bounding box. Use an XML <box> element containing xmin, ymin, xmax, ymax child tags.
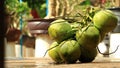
<box><xmin>47</xmin><ymin>9</ymin><xmax>118</xmax><ymax>64</ymax></box>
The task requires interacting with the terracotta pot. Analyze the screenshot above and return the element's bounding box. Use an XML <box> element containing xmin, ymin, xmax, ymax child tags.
<box><xmin>19</xmin><ymin>35</ymin><xmax>35</xmax><ymax>48</ymax></box>
<box><xmin>6</xmin><ymin>28</ymin><xmax>21</xmax><ymax>42</ymax></box>
<box><xmin>27</xmin><ymin>18</ymin><xmax>56</xmax><ymax>35</ymax></box>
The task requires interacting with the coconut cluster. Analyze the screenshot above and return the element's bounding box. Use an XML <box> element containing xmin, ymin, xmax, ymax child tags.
<box><xmin>47</xmin><ymin>9</ymin><xmax>118</xmax><ymax>64</ymax></box>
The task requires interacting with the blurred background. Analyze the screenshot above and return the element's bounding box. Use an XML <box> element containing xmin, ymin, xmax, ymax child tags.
<box><xmin>4</xmin><ymin>0</ymin><xmax>120</xmax><ymax>59</ymax></box>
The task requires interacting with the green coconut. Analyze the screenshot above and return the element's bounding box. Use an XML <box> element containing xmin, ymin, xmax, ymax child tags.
<box><xmin>48</xmin><ymin>42</ymin><xmax>63</xmax><ymax>63</ymax></box>
<box><xmin>93</xmin><ymin>10</ymin><xmax>118</xmax><ymax>33</ymax></box>
<box><xmin>79</xmin><ymin>46</ymin><xmax>97</xmax><ymax>63</ymax></box>
<box><xmin>76</xmin><ymin>25</ymin><xmax>100</xmax><ymax>48</ymax></box>
<box><xmin>48</xmin><ymin>19</ymin><xmax>74</xmax><ymax>43</ymax></box>
<box><xmin>59</xmin><ymin>40</ymin><xmax>81</xmax><ymax>63</ymax></box>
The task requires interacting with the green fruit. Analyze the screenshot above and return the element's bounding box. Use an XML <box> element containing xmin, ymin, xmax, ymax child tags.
<box><xmin>48</xmin><ymin>19</ymin><xmax>73</xmax><ymax>43</ymax></box>
<box><xmin>76</xmin><ymin>25</ymin><xmax>100</xmax><ymax>48</ymax></box>
<box><xmin>93</xmin><ymin>10</ymin><xmax>118</xmax><ymax>33</ymax></box>
<box><xmin>79</xmin><ymin>47</ymin><xmax>97</xmax><ymax>63</ymax></box>
<box><xmin>59</xmin><ymin>40</ymin><xmax>81</xmax><ymax>63</ymax></box>
<box><xmin>48</xmin><ymin>42</ymin><xmax>63</xmax><ymax>63</ymax></box>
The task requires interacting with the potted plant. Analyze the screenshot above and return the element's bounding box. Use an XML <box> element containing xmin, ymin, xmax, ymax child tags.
<box><xmin>4</xmin><ymin>0</ymin><xmax>34</xmax><ymax>58</ymax></box>
<box><xmin>5</xmin><ymin>0</ymin><xmax>32</xmax><ymax>42</ymax></box>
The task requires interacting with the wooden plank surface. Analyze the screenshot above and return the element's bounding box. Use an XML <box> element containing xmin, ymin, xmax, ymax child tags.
<box><xmin>5</xmin><ymin>57</ymin><xmax>120</xmax><ymax>68</ymax></box>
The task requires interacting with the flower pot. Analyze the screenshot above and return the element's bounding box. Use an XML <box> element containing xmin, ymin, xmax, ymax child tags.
<box><xmin>27</xmin><ymin>18</ymin><xmax>56</xmax><ymax>57</ymax></box>
<box><xmin>15</xmin><ymin>35</ymin><xmax>35</xmax><ymax>57</ymax></box>
<box><xmin>22</xmin><ymin>35</ymin><xmax>35</xmax><ymax>57</ymax></box>
<box><xmin>6</xmin><ymin>28</ymin><xmax>21</xmax><ymax>42</ymax></box>
<box><xmin>27</xmin><ymin>18</ymin><xmax>56</xmax><ymax>31</ymax></box>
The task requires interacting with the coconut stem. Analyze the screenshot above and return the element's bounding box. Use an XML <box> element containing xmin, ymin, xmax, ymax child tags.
<box><xmin>43</xmin><ymin>45</ymin><xmax>59</xmax><ymax>57</ymax></box>
<box><xmin>97</xmin><ymin>45</ymin><xmax>119</xmax><ymax>55</ymax></box>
